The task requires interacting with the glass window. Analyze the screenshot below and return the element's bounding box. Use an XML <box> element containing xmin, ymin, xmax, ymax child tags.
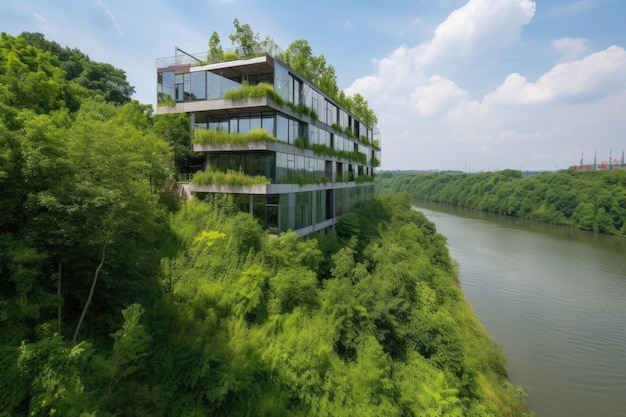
<box><xmin>309</xmin><ymin>126</ymin><xmax>318</xmax><ymax>145</ymax></box>
<box><xmin>276</xmin><ymin>152</ymin><xmax>288</xmax><ymax>183</ymax></box>
<box><xmin>274</xmin><ymin>63</ymin><xmax>289</xmax><ymax>102</ymax></box>
<box><xmin>250</xmin><ymin>117</ymin><xmax>261</xmax><ymax>131</ymax></box>
<box><xmin>157</xmin><ymin>71</ymin><xmax>175</xmax><ymax>103</ymax></box>
<box><xmin>239</xmin><ymin>117</ymin><xmax>250</xmax><ymax>134</ymax></box>
<box><xmin>190</xmin><ymin>71</ymin><xmax>206</xmax><ymax>100</ymax></box>
<box><xmin>182</xmin><ymin>73</ymin><xmax>191</xmax><ymax>101</ymax></box>
<box><xmin>262</xmin><ymin>116</ymin><xmax>275</xmax><ymax>136</ymax></box>
<box><xmin>207</xmin><ymin>71</ymin><xmax>240</xmax><ymax>99</ymax></box>
<box><xmin>276</xmin><ymin>115</ymin><xmax>288</xmax><ymax>142</ymax></box>
<box><xmin>292</xmin><ymin>77</ymin><xmax>301</xmax><ymax>105</ymax></box>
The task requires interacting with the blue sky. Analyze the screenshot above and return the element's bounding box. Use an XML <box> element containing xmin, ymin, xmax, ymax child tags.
<box><xmin>2</xmin><ymin>0</ymin><xmax>626</xmax><ymax>171</ymax></box>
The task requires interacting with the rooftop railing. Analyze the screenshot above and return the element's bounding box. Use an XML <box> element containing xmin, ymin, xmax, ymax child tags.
<box><xmin>156</xmin><ymin>42</ymin><xmax>283</xmax><ymax>69</ymax></box>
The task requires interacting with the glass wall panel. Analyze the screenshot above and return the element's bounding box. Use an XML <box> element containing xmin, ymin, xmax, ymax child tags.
<box><xmin>292</xmin><ymin>77</ymin><xmax>301</xmax><ymax>105</ymax></box>
<box><xmin>262</xmin><ymin>116</ymin><xmax>274</xmax><ymax>136</ymax></box>
<box><xmin>238</xmin><ymin>117</ymin><xmax>250</xmax><ymax>134</ymax></box>
<box><xmin>175</xmin><ymin>73</ymin><xmax>184</xmax><ymax>101</ymax></box>
<box><xmin>190</xmin><ymin>71</ymin><xmax>206</xmax><ymax>100</ymax></box>
<box><xmin>288</xmin><ymin>120</ymin><xmax>298</xmax><ymax>144</ymax></box>
<box><xmin>276</xmin><ymin>152</ymin><xmax>288</xmax><ymax>183</ymax></box>
<box><xmin>250</xmin><ymin>117</ymin><xmax>261</xmax><ymax>131</ymax></box>
<box><xmin>274</xmin><ymin>63</ymin><xmax>289</xmax><ymax>102</ymax></box>
<box><xmin>207</xmin><ymin>71</ymin><xmax>240</xmax><ymax>99</ymax></box>
<box><xmin>183</xmin><ymin>73</ymin><xmax>191</xmax><ymax>101</ymax></box>
<box><xmin>157</xmin><ymin>71</ymin><xmax>175</xmax><ymax>103</ymax></box>
<box><xmin>295</xmin><ymin>192</ymin><xmax>312</xmax><ymax>230</ymax></box>
<box><xmin>276</xmin><ymin>115</ymin><xmax>288</xmax><ymax>142</ymax></box>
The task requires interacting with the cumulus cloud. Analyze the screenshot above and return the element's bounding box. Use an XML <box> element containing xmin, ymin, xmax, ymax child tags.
<box><xmin>345</xmin><ymin>0</ymin><xmax>626</xmax><ymax>170</ymax></box>
<box><xmin>487</xmin><ymin>46</ymin><xmax>626</xmax><ymax>105</ymax></box>
<box><xmin>553</xmin><ymin>37</ymin><xmax>589</xmax><ymax>61</ymax></box>
<box><xmin>415</xmin><ymin>0</ymin><xmax>535</xmax><ymax>69</ymax></box>
<box><xmin>410</xmin><ymin>75</ymin><xmax>468</xmax><ymax>118</ymax></box>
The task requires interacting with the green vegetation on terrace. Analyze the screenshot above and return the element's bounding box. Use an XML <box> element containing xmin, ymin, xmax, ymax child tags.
<box><xmin>193</xmin><ymin>127</ymin><xmax>277</xmax><ymax>146</ymax></box>
<box><xmin>1</xmin><ymin>31</ymin><xmax>531</xmax><ymax>416</ymax></box>
<box><xmin>192</xmin><ymin>168</ymin><xmax>270</xmax><ymax>187</ymax></box>
<box><xmin>223</xmin><ymin>83</ymin><xmax>319</xmax><ymax>120</ymax></box>
<box><xmin>203</xmin><ymin>20</ymin><xmax>378</xmax><ymax>129</ymax></box>
<box><xmin>376</xmin><ymin>169</ymin><xmax>626</xmax><ymax>236</ymax></box>
<box><xmin>279</xmin><ymin>172</ymin><xmax>329</xmax><ymax>186</ymax></box>
<box><xmin>310</xmin><ymin>143</ymin><xmax>368</xmax><ymax>165</ymax></box>
<box><xmin>223</xmin><ymin>82</ymin><xmax>284</xmax><ymax>104</ymax></box>
<box><xmin>294</xmin><ymin>137</ymin><xmax>368</xmax><ymax>165</ymax></box>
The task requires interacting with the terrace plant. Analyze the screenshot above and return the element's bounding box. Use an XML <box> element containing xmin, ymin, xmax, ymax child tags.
<box><xmin>279</xmin><ymin>172</ymin><xmax>329</xmax><ymax>186</ymax></box>
<box><xmin>224</xmin><ymin>82</ymin><xmax>284</xmax><ymax>106</ymax></box>
<box><xmin>192</xmin><ymin>168</ymin><xmax>270</xmax><ymax>186</ymax></box>
<box><xmin>193</xmin><ymin>127</ymin><xmax>277</xmax><ymax>146</ymax></box>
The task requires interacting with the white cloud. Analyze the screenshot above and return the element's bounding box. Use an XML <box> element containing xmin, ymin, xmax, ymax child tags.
<box><xmin>414</xmin><ymin>0</ymin><xmax>536</xmax><ymax>69</ymax></box>
<box><xmin>346</xmin><ymin>0</ymin><xmax>626</xmax><ymax>170</ymax></box>
<box><xmin>410</xmin><ymin>75</ymin><xmax>468</xmax><ymax>118</ymax></box>
<box><xmin>487</xmin><ymin>46</ymin><xmax>626</xmax><ymax>105</ymax></box>
<box><xmin>553</xmin><ymin>37</ymin><xmax>589</xmax><ymax>61</ymax></box>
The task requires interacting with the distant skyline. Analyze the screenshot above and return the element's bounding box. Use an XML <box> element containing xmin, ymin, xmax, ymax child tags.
<box><xmin>2</xmin><ymin>0</ymin><xmax>626</xmax><ymax>172</ymax></box>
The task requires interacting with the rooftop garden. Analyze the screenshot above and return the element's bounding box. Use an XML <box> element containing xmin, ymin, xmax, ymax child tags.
<box><xmin>203</xmin><ymin>20</ymin><xmax>379</xmax><ymax>129</ymax></box>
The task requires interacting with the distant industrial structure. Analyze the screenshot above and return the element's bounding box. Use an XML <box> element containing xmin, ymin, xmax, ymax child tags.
<box><xmin>570</xmin><ymin>150</ymin><xmax>626</xmax><ymax>171</ymax></box>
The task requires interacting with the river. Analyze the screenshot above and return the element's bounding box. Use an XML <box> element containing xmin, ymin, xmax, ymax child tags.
<box><xmin>413</xmin><ymin>202</ymin><xmax>626</xmax><ymax>417</ymax></box>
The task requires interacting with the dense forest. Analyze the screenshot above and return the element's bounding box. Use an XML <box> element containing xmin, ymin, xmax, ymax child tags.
<box><xmin>376</xmin><ymin>169</ymin><xmax>626</xmax><ymax>236</ymax></box>
<box><xmin>1</xmin><ymin>31</ymin><xmax>531</xmax><ymax>416</ymax></box>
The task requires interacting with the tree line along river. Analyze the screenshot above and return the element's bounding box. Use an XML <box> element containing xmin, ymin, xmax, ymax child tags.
<box><xmin>413</xmin><ymin>202</ymin><xmax>626</xmax><ymax>417</ymax></box>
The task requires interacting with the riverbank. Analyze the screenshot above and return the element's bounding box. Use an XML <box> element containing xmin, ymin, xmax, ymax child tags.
<box><xmin>376</xmin><ymin>169</ymin><xmax>626</xmax><ymax>237</ymax></box>
<box><xmin>414</xmin><ymin>201</ymin><xmax>626</xmax><ymax>417</ymax></box>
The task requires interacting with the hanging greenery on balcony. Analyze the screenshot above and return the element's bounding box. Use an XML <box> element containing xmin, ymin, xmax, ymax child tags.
<box><xmin>192</xmin><ymin>168</ymin><xmax>270</xmax><ymax>186</ymax></box>
<box><xmin>193</xmin><ymin>128</ymin><xmax>278</xmax><ymax>146</ymax></box>
<box><xmin>224</xmin><ymin>82</ymin><xmax>284</xmax><ymax>105</ymax></box>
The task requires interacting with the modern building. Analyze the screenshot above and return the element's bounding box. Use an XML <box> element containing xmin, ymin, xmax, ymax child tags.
<box><xmin>156</xmin><ymin>47</ymin><xmax>380</xmax><ymax>236</ymax></box>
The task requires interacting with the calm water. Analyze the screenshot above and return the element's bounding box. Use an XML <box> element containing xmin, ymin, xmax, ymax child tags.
<box><xmin>414</xmin><ymin>202</ymin><xmax>626</xmax><ymax>417</ymax></box>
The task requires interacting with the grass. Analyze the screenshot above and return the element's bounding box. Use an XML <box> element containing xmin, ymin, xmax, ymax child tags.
<box><xmin>193</xmin><ymin>128</ymin><xmax>278</xmax><ymax>146</ymax></box>
<box><xmin>310</xmin><ymin>144</ymin><xmax>367</xmax><ymax>165</ymax></box>
<box><xmin>224</xmin><ymin>82</ymin><xmax>284</xmax><ymax>106</ymax></box>
<box><xmin>192</xmin><ymin>169</ymin><xmax>270</xmax><ymax>187</ymax></box>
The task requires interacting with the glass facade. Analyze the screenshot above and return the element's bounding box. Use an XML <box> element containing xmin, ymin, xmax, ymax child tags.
<box><xmin>158</xmin><ymin>54</ymin><xmax>378</xmax><ymax>236</ymax></box>
<box><xmin>157</xmin><ymin>69</ymin><xmax>240</xmax><ymax>103</ymax></box>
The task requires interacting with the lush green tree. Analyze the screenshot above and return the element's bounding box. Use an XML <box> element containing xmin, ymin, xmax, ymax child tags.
<box><xmin>207</xmin><ymin>31</ymin><xmax>224</xmax><ymax>62</ymax></box>
<box><xmin>376</xmin><ymin>169</ymin><xmax>626</xmax><ymax>236</ymax></box>
<box><xmin>229</xmin><ymin>18</ymin><xmax>261</xmax><ymax>56</ymax></box>
<box><xmin>20</xmin><ymin>31</ymin><xmax>135</xmax><ymax>104</ymax></box>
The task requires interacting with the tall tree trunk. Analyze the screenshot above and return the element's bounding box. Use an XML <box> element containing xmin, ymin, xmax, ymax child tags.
<box><xmin>72</xmin><ymin>245</ymin><xmax>106</xmax><ymax>343</ymax></box>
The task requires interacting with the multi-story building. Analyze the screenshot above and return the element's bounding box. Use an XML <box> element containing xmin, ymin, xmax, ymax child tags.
<box><xmin>156</xmin><ymin>47</ymin><xmax>380</xmax><ymax>236</ymax></box>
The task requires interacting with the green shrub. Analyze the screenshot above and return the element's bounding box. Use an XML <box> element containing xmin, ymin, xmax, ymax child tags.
<box><xmin>279</xmin><ymin>172</ymin><xmax>329</xmax><ymax>186</ymax></box>
<box><xmin>223</xmin><ymin>51</ymin><xmax>240</xmax><ymax>61</ymax></box>
<box><xmin>193</xmin><ymin>128</ymin><xmax>277</xmax><ymax>146</ymax></box>
<box><xmin>192</xmin><ymin>168</ymin><xmax>270</xmax><ymax>186</ymax></box>
<box><xmin>224</xmin><ymin>82</ymin><xmax>284</xmax><ymax>106</ymax></box>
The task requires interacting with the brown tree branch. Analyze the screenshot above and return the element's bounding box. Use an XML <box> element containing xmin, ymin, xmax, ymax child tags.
<box><xmin>72</xmin><ymin>244</ymin><xmax>106</xmax><ymax>344</ymax></box>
